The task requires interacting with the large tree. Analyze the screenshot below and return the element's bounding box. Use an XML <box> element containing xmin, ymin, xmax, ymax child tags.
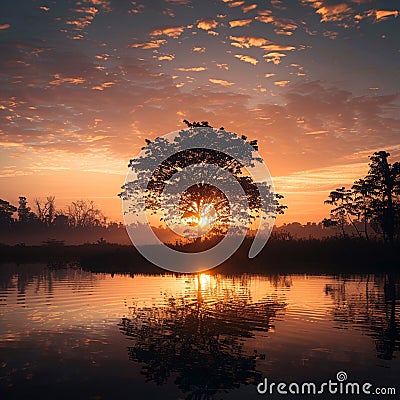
<box><xmin>324</xmin><ymin>151</ymin><xmax>399</xmax><ymax>242</ymax></box>
<box><xmin>120</xmin><ymin>122</ymin><xmax>285</xmax><ymax>241</ymax></box>
<box><xmin>365</xmin><ymin>151</ymin><xmax>400</xmax><ymax>243</ymax></box>
<box><xmin>17</xmin><ymin>196</ymin><xmax>36</xmax><ymax>223</ymax></box>
<box><xmin>0</xmin><ymin>199</ymin><xmax>17</xmax><ymax>226</ymax></box>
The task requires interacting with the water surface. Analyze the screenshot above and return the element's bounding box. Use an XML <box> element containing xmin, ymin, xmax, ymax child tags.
<box><xmin>0</xmin><ymin>264</ymin><xmax>399</xmax><ymax>399</ymax></box>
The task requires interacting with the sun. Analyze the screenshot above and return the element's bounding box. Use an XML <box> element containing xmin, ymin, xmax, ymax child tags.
<box><xmin>181</xmin><ymin>203</ymin><xmax>217</xmax><ymax>229</ymax></box>
<box><xmin>198</xmin><ymin>204</ymin><xmax>217</xmax><ymax>228</ymax></box>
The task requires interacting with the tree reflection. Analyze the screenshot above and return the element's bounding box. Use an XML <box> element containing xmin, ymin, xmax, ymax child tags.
<box><xmin>325</xmin><ymin>274</ymin><xmax>400</xmax><ymax>360</ymax></box>
<box><xmin>118</xmin><ymin>275</ymin><xmax>286</xmax><ymax>399</ymax></box>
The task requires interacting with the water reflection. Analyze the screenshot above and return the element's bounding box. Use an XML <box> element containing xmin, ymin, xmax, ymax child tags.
<box><xmin>0</xmin><ymin>265</ymin><xmax>399</xmax><ymax>399</ymax></box>
<box><xmin>119</xmin><ymin>274</ymin><xmax>286</xmax><ymax>399</ymax></box>
<box><xmin>325</xmin><ymin>274</ymin><xmax>400</xmax><ymax>361</ymax></box>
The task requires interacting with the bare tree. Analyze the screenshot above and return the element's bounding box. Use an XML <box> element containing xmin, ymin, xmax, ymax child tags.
<box><xmin>65</xmin><ymin>200</ymin><xmax>106</xmax><ymax>228</ymax></box>
<box><xmin>34</xmin><ymin>196</ymin><xmax>56</xmax><ymax>226</ymax></box>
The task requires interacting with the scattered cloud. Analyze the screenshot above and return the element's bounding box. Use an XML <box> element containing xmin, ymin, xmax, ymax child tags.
<box><xmin>192</xmin><ymin>46</ymin><xmax>206</xmax><ymax>52</ymax></box>
<box><xmin>0</xmin><ymin>24</ymin><xmax>11</xmax><ymax>30</ymax></box>
<box><xmin>209</xmin><ymin>78</ymin><xmax>235</xmax><ymax>86</ymax></box>
<box><xmin>176</xmin><ymin>66</ymin><xmax>207</xmax><ymax>71</ymax></box>
<box><xmin>264</xmin><ymin>73</ymin><xmax>275</xmax><ymax>78</ymax></box>
<box><xmin>255</xmin><ymin>10</ymin><xmax>298</xmax><ymax>35</ymax></box>
<box><xmin>221</xmin><ymin>0</ymin><xmax>245</xmax><ymax>8</ymax></box>
<box><xmin>157</xmin><ymin>54</ymin><xmax>175</xmax><ymax>61</ymax></box>
<box><xmin>230</xmin><ymin>35</ymin><xmax>270</xmax><ymax>48</ymax></box>
<box><xmin>150</xmin><ymin>26</ymin><xmax>185</xmax><ymax>38</ymax></box>
<box><xmin>234</xmin><ymin>54</ymin><xmax>258</xmax><ymax>65</ymax></box>
<box><xmin>242</xmin><ymin>4</ymin><xmax>258</xmax><ymax>13</ymax></box>
<box><xmin>375</xmin><ymin>9</ymin><xmax>399</xmax><ymax>21</ymax></box>
<box><xmin>316</xmin><ymin>4</ymin><xmax>353</xmax><ymax>22</ymax></box>
<box><xmin>197</xmin><ymin>18</ymin><xmax>218</xmax><ymax>31</ymax></box>
<box><xmin>91</xmin><ymin>81</ymin><xmax>114</xmax><ymax>90</ymax></box>
<box><xmin>264</xmin><ymin>52</ymin><xmax>286</xmax><ymax>64</ymax></box>
<box><xmin>229</xmin><ymin>19</ymin><xmax>252</xmax><ymax>28</ymax></box>
<box><xmin>66</xmin><ymin>6</ymin><xmax>100</xmax><ymax>32</ymax></box>
<box><xmin>263</xmin><ymin>44</ymin><xmax>296</xmax><ymax>51</ymax></box>
<box><xmin>49</xmin><ymin>74</ymin><xmax>86</xmax><ymax>86</ymax></box>
<box><xmin>274</xmin><ymin>80</ymin><xmax>290</xmax><ymax>87</ymax></box>
<box><xmin>129</xmin><ymin>39</ymin><xmax>167</xmax><ymax>49</ymax></box>
<box><xmin>216</xmin><ymin>63</ymin><xmax>229</xmax><ymax>70</ymax></box>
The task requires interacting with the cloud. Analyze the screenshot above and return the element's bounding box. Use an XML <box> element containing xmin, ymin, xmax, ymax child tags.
<box><xmin>157</xmin><ymin>54</ymin><xmax>175</xmax><ymax>61</ymax></box>
<box><xmin>273</xmin><ymin>162</ymin><xmax>369</xmax><ymax>193</ymax></box>
<box><xmin>264</xmin><ymin>73</ymin><xmax>275</xmax><ymax>78</ymax></box>
<box><xmin>262</xmin><ymin>44</ymin><xmax>296</xmax><ymax>51</ymax></box>
<box><xmin>88</xmin><ymin>0</ymin><xmax>111</xmax><ymax>12</ymax></box>
<box><xmin>234</xmin><ymin>54</ymin><xmax>258</xmax><ymax>65</ymax></box>
<box><xmin>283</xmin><ymin>81</ymin><xmax>400</xmax><ymax>149</ymax></box>
<box><xmin>230</xmin><ymin>35</ymin><xmax>270</xmax><ymax>48</ymax></box>
<box><xmin>149</xmin><ymin>26</ymin><xmax>185</xmax><ymax>38</ymax></box>
<box><xmin>242</xmin><ymin>4</ymin><xmax>257</xmax><ymax>13</ymax></box>
<box><xmin>216</xmin><ymin>63</ymin><xmax>229</xmax><ymax>70</ymax></box>
<box><xmin>91</xmin><ymin>82</ymin><xmax>114</xmax><ymax>91</ymax></box>
<box><xmin>274</xmin><ymin>80</ymin><xmax>290</xmax><ymax>87</ymax></box>
<box><xmin>209</xmin><ymin>78</ymin><xmax>235</xmax><ymax>86</ymax></box>
<box><xmin>0</xmin><ymin>24</ymin><xmax>11</xmax><ymax>30</ymax></box>
<box><xmin>221</xmin><ymin>0</ymin><xmax>245</xmax><ymax>8</ymax></box>
<box><xmin>49</xmin><ymin>74</ymin><xmax>86</xmax><ymax>86</ymax></box>
<box><xmin>192</xmin><ymin>47</ymin><xmax>206</xmax><ymax>52</ymax></box>
<box><xmin>129</xmin><ymin>39</ymin><xmax>167</xmax><ymax>49</ymax></box>
<box><xmin>301</xmin><ymin>1</ymin><xmax>353</xmax><ymax>23</ymax></box>
<box><xmin>264</xmin><ymin>52</ymin><xmax>286</xmax><ymax>64</ymax></box>
<box><xmin>66</xmin><ymin>6</ymin><xmax>100</xmax><ymax>32</ymax></box>
<box><xmin>304</xmin><ymin>130</ymin><xmax>329</xmax><ymax>135</ymax></box>
<box><xmin>197</xmin><ymin>18</ymin><xmax>218</xmax><ymax>31</ymax></box>
<box><xmin>229</xmin><ymin>19</ymin><xmax>252</xmax><ymax>28</ymax></box>
<box><xmin>316</xmin><ymin>4</ymin><xmax>353</xmax><ymax>22</ymax></box>
<box><xmin>255</xmin><ymin>10</ymin><xmax>298</xmax><ymax>35</ymax></box>
<box><xmin>176</xmin><ymin>66</ymin><xmax>207</xmax><ymax>71</ymax></box>
<box><xmin>375</xmin><ymin>9</ymin><xmax>399</xmax><ymax>21</ymax></box>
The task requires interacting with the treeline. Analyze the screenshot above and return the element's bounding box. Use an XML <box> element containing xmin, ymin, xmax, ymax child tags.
<box><xmin>323</xmin><ymin>151</ymin><xmax>399</xmax><ymax>243</ymax></box>
<box><xmin>0</xmin><ymin>196</ymin><xmax>108</xmax><ymax>228</ymax></box>
<box><xmin>0</xmin><ymin>197</ymin><xmax>131</xmax><ymax>245</ymax></box>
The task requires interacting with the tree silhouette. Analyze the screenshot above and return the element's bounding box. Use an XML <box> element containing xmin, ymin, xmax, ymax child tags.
<box><xmin>17</xmin><ymin>196</ymin><xmax>36</xmax><ymax>223</ymax></box>
<box><xmin>323</xmin><ymin>151</ymin><xmax>399</xmax><ymax>242</ymax></box>
<box><xmin>120</xmin><ymin>122</ymin><xmax>285</xmax><ymax>241</ymax></box>
<box><xmin>0</xmin><ymin>199</ymin><xmax>16</xmax><ymax>226</ymax></box>
<box><xmin>118</xmin><ymin>276</ymin><xmax>286</xmax><ymax>399</ymax></box>
<box><xmin>35</xmin><ymin>196</ymin><xmax>56</xmax><ymax>226</ymax></box>
<box><xmin>65</xmin><ymin>199</ymin><xmax>106</xmax><ymax>228</ymax></box>
<box><xmin>351</xmin><ymin>178</ymin><xmax>374</xmax><ymax>241</ymax></box>
<box><xmin>365</xmin><ymin>151</ymin><xmax>399</xmax><ymax>243</ymax></box>
<box><xmin>324</xmin><ymin>187</ymin><xmax>360</xmax><ymax>238</ymax></box>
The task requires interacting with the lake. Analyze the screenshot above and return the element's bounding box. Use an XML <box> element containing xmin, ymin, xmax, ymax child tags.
<box><xmin>0</xmin><ymin>264</ymin><xmax>399</xmax><ymax>399</ymax></box>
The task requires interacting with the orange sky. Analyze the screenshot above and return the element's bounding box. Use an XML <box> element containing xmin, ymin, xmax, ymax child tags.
<box><xmin>1</xmin><ymin>0</ymin><xmax>399</xmax><ymax>225</ymax></box>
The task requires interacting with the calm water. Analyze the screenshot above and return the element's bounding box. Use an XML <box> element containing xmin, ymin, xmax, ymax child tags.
<box><xmin>0</xmin><ymin>264</ymin><xmax>399</xmax><ymax>399</ymax></box>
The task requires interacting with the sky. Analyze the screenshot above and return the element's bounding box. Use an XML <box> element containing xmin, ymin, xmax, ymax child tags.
<box><xmin>0</xmin><ymin>0</ymin><xmax>399</xmax><ymax>224</ymax></box>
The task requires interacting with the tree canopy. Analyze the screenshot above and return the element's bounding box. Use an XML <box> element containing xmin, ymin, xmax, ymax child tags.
<box><xmin>324</xmin><ymin>151</ymin><xmax>399</xmax><ymax>242</ymax></box>
<box><xmin>120</xmin><ymin>122</ymin><xmax>285</xmax><ymax>243</ymax></box>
